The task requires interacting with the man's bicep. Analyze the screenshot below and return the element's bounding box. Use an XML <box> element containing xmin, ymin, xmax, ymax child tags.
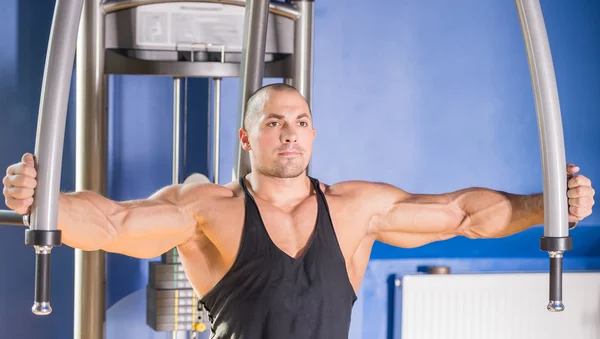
<box><xmin>366</xmin><ymin>184</ymin><xmax>467</xmax><ymax>245</ymax></box>
<box><xmin>110</xmin><ymin>198</ymin><xmax>193</xmax><ymax>239</ymax></box>
<box><xmin>103</xmin><ymin>184</ymin><xmax>206</xmax><ymax>258</ymax></box>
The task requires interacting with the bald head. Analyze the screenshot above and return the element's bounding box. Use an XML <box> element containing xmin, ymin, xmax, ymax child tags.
<box><xmin>239</xmin><ymin>83</ymin><xmax>316</xmax><ymax>178</ymax></box>
<box><xmin>244</xmin><ymin>83</ymin><xmax>311</xmax><ymax>130</ymax></box>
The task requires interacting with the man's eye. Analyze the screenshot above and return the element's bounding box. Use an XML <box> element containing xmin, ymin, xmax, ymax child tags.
<box><xmin>267</xmin><ymin>121</ymin><xmax>280</xmax><ymax>127</ymax></box>
<box><xmin>299</xmin><ymin>121</ymin><xmax>308</xmax><ymax>127</ymax></box>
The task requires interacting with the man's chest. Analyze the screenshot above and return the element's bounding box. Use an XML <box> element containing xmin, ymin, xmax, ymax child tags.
<box><xmin>203</xmin><ymin>194</ymin><xmax>371</xmax><ymax>266</ymax></box>
<box><xmin>182</xmin><ymin>192</ymin><xmax>376</xmax><ymax>295</ymax></box>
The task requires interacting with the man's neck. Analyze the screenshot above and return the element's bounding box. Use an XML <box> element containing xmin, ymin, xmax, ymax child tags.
<box><xmin>245</xmin><ymin>171</ymin><xmax>312</xmax><ymax>205</ymax></box>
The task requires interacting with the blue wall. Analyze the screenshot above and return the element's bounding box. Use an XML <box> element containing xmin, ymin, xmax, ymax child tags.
<box><xmin>0</xmin><ymin>1</ymin><xmax>76</xmax><ymax>338</ymax></box>
<box><xmin>0</xmin><ymin>0</ymin><xmax>599</xmax><ymax>338</ymax></box>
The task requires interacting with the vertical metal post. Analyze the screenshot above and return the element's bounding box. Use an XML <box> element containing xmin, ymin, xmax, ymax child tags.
<box><xmin>290</xmin><ymin>0</ymin><xmax>314</xmax><ymax>106</ymax></box>
<box><xmin>234</xmin><ymin>0</ymin><xmax>270</xmax><ymax>180</ymax></box>
<box><xmin>171</xmin><ymin>77</ymin><xmax>188</xmax><ymax>339</ymax></box>
<box><xmin>213</xmin><ymin>78</ymin><xmax>221</xmax><ymax>184</ymax></box>
<box><xmin>514</xmin><ymin>0</ymin><xmax>572</xmax><ymax>312</ymax></box>
<box><xmin>290</xmin><ymin>0</ymin><xmax>314</xmax><ymax>175</ymax></box>
<box><xmin>25</xmin><ymin>0</ymin><xmax>85</xmax><ymax>316</ymax></box>
<box><xmin>74</xmin><ymin>0</ymin><xmax>107</xmax><ymax>337</ymax></box>
<box><xmin>173</xmin><ymin>78</ymin><xmax>182</xmax><ymax>185</ymax></box>
<box><xmin>213</xmin><ymin>47</ymin><xmax>224</xmax><ymax>184</ymax></box>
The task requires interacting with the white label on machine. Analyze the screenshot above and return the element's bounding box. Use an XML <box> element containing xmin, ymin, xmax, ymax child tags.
<box><xmin>136</xmin><ymin>2</ymin><xmax>246</xmax><ymax>51</ymax></box>
<box><xmin>137</xmin><ymin>11</ymin><xmax>169</xmax><ymax>45</ymax></box>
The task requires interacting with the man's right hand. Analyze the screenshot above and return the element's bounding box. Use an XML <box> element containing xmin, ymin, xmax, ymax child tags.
<box><xmin>2</xmin><ymin>153</ymin><xmax>37</xmax><ymax>215</ymax></box>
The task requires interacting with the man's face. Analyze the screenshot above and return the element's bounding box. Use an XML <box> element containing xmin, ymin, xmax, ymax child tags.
<box><xmin>240</xmin><ymin>90</ymin><xmax>316</xmax><ymax>178</ymax></box>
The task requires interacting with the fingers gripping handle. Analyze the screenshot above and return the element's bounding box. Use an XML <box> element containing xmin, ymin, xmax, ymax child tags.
<box><xmin>33</xmin><ymin>247</ymin><xmax>52</xmax><ymax>315</ymax></box>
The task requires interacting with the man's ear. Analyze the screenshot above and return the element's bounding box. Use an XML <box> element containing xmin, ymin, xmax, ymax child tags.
<box><xmin>239</xmin><ymin>128</ymin><xmax>251</xmax><ymax>151</ymax></box>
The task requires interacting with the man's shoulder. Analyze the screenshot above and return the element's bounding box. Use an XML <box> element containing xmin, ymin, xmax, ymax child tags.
<box><xmin>323</xmin><ymin>179</ymin><xmax>393</xmax><ymax>197</ymax></box>
<box><xmin>321</xmin><ymin>179</ymin><xmax>412</xmax><ymax>211</ymax></box>
<box><xmin>179</xmin><ymin>182</ymin><xmax>240</xmax><ymax>201</ymax></box>
<box><xmin>166</xmin><ymin>174</ymin><xmax>241</xmax><ymax>204</ymax></box>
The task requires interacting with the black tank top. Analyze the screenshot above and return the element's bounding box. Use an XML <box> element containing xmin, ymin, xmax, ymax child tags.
<box><xmin>199</xmin><ymin>176</ymin><xmax>357</xmax><ymax>339</ymax></box>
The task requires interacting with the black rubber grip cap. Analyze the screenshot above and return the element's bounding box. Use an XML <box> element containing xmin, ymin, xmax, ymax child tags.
<box><xmin>540</xmin><ymin>236</ymin><xmax>572</xmax><ymax>252</ymax></box>
<box><xmin>550</xmin><ymin>256</ymin><xmax>562</xmax><ymax>302</ymax></box>
<box><xmin>25</xmin><ymin>229</ymin><xmax>62</xmax><ymax>246</ymax></box>
<box><xmin>35</xmin><ymin>252</ymin><xmax>51</xmax><ymax>303</ymax></box>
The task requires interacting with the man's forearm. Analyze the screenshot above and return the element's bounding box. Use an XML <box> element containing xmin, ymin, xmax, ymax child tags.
<box><xmin>58</xmin><ymin>191</ymin><xmax>117</xmax><ymax>251</ymax></box>
<box><xmin>455</xmin><ymin>188</ymin><xmax>544</xmax><ymax>238</ymax></box>
<box><xmin>500</xmin><ymin>192</ymin><xmax>544</xmax><ymax>236</ymax></box>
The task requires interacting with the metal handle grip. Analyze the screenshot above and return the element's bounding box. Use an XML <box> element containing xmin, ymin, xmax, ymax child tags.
<box><xmin>548</xmin><ymin>253</ymin><xmax>564</xmax><ymax>312</ymax></box>
<box><xmin>32</xmin><ymin>247</ymin><xmax>53</xmax><ymax>315</ymax></box>
<box><xmin>0</xmin><ymin>210</ymin><xmax>27</xmax><ymax>226</ymax></box>
<box><xmin>25</xmin><ymin>229</ymin><xmax>61</xmax><ymax>315</ymax></box>
<box><xmin>569</xmin><ymin>221</ymin><xmax>577</xmax><ymax>230</ymax></box>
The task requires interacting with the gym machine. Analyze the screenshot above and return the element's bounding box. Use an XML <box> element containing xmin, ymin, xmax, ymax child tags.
<box><xmin>0</xmin><ymin>0</ymin><xmax>575</xmax><ymax>337</ymax></box>
<box><xmin>0</xmin><ymin>0</ymin><xmax>313</xmax><ymax>338</ymax></box>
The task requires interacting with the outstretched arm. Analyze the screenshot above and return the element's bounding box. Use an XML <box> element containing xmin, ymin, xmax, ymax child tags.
<box><xmin>366</xmin><ymin>166</ymin><xmax>594</xmax><ymax>248</ymax></box>
<box><xmin>58</xmin><ymin>184</ymin><xmax>201</xmax><ymax>258</ymax></box>
<box><xmin>3</xmin><ymin>153</ymin><xmax>208</xmax><ymax>258</ymax></box>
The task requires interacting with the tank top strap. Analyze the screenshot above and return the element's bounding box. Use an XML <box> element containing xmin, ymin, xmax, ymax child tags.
<box><xmin>239</xmin><ymin>176</ymin><xmax>248</xmax><ymax>194</ymax></box>
<box><xmin>239</xmin><ymin>176</ymin><xmax>248</xmax><ymax>195</ymax></box>
<box><xmin>237</xmin><ymin>176</ymin><xmax>271</xmax><ymax>251</ymax></box>
<box><xmin>308</xmin><ymin>177</ymin><xmax>331</xmax><ymax>216</ymax></box>
<box><xmin>308</xmin><ymin>177</ymin><xmax>338</xmax><ymax>237</ymax></box>
<box><xmin>239</xmin><ymin>176</ymin><xmax>258</xmax><ymax>208</ymax></box>
<box><xmin>308</xmin><ymin>177</ymin><xmax>347</xmax><ymax>249</ymax></box>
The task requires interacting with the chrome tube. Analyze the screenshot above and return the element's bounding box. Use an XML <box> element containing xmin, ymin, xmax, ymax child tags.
<box><xmin>213</xmin><ymin>78</ymin><xmax>221</xmax><ymax>184</ymax></box>
<box><xmin>515</xmin><ymin>0</ymin><xmax>572</xmax><ymax>312</ymax></box>
<box><xmin>290</xmin><ymin>0</ymin><xmax>314</xmax><ymax>175</ymax></box>
<box><xmin>0</xmin><ymin>210</ymin><xmax>26</xmax><ymax>226</ymax></box>
<box><xmin>212</xmin><ymin>46</ymin><xmax>224</xmax><ymax>184</ymax></box>
<box><xmin>74</xmin><ymin>0</ymin><xmax>107</xmax><ymax>336</ymax></box>
<box><xmin>173</xmin><ymin>78</ymin><xmax>182</xmax><ymax>184</ymax></box>
<box><xmin>234</xmin><ymin>0</ymin><xmax>270</xmax><ymax>179</ymax></box>
<box><xmin>290</xmin><ymin>0</ymin><xmax>314</xmax><ymax>106</ymax></box>
<box><xmin>171</xmin><ymin>77</ymin><xmax>184</xmax><ymax>339</ymax></box>
<box><xmin>515</xmin><ymin>0</ymin><xmax>569</xmax><ymax>238</ymax></box>
<box><xmin>25</xmin><ymin>0</ymin><xmax>85</xmax><ymax>317</ymax></box>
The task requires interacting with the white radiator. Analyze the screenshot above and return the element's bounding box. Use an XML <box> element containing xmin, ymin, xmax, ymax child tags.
<box><xmin>400</xmin><ymin>272</ymin><xmax>600</xmax><ymax>339</ymax></box>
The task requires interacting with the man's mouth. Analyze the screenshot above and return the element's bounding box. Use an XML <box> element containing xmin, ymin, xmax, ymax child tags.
<box><xmin>278</xmin><ymin>151</ymin><xmax>300</xmax><ymax>156</ymax></box>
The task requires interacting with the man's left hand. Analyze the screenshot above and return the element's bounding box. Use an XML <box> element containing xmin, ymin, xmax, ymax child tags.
<box><xmin>567</xmin><ymin>163</ymin><xmax>595</xmax><ymax>222</ymax></box>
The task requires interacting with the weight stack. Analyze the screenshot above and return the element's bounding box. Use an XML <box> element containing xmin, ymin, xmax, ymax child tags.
<box><xmin>146</xmin><ymin>249</ymin><xmax>210</xmax><ymax>333</ymax></box>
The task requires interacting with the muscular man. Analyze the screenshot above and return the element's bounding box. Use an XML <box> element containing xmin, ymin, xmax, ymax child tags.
<box><xmin>2</xmin><ymin>83</ymin><xmax>595</xmax><ymax>339</ymax></box>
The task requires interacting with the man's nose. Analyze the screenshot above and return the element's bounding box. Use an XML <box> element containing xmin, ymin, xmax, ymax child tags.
<box><xmin>281</xmin><ymin>125</ymin><xmax>298</xmax><ymax>143</ymax></box>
